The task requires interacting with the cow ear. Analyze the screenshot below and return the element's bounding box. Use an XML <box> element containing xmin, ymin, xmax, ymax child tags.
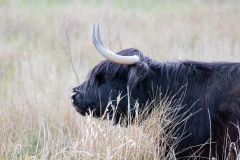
<box><xmin>127</xmin><ymin>61</ymin><xmax>150</xmax><ymax>89</ymax></box>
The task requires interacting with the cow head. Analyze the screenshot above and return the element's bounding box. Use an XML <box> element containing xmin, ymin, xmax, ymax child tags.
<box><xmin>71</xmin><ymin>23</ymin><xmax>152</xmax><ymax>121</ymax></box>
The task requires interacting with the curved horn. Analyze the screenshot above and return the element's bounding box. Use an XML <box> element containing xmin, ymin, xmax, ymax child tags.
<box><xmin>92</xmin><ymin>23</ymin><xmax>140</xmax><ymax>65</ymax></box>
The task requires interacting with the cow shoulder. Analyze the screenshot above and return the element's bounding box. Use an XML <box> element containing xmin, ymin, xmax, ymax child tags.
<box><xmin>219</xmin><ymin>85</ymin><xmax>240</xmax><ymax>116</ymax></box>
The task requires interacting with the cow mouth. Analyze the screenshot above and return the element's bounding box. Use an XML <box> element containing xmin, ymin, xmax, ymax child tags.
<box><xmin>72</xmin><ymin>102</ymin><xmax>89</xmax><ymax>116</ymax></box>
<box><xmin>74</xmin><ymin>106</ymin><xmax>88</xmax><ymax>116</ymax></box>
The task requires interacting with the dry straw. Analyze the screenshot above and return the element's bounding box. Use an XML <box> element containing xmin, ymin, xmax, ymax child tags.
<box><xmin>1</xmin><ymin>0</ymin><xmax>240</xmax><ymax>159</ymax></box>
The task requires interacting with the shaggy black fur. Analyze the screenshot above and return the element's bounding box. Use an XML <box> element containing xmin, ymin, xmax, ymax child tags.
<box><xmin>72</xmin><ymin>48</ymin><xmax>240</xmax><ymax>159</ymax></box>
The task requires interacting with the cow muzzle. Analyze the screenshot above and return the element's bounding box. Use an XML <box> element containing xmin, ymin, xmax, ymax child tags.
<box><xmin>71</xmin><ymin>91</ymin><xmax>83</xmax><ymax>106</ymax></box>
<box><xmin>71</xmin><ymin>90</ymin><xmax>83</xmax><ymax>106</ymax></box>
<box><xmin>71</xmin><ymin>89</ymin><xmax>89</xmax><ymax>115</ymax></box>
<box><xmin>71</xmin><ymin>92</ymin><xmax>77</xmax><ymax>103</ymax></box>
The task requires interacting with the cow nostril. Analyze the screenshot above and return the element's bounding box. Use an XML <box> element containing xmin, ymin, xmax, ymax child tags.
<box><xmin>71</xmin><ymin>92</ymin><xmax>77</xmax><ymax>99</ymax></box>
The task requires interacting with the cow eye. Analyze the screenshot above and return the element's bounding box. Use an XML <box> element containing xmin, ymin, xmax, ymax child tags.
<box><xmin>96</xmin><ymin>74</ymin><xmax>106</xmax><ymax>84</ymax></box>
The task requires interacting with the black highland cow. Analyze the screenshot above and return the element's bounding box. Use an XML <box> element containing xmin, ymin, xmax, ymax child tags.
<box><xmin>71</xmin><ymin>23</ymin><xmax>240</xmax><ymax>159</ymax></box>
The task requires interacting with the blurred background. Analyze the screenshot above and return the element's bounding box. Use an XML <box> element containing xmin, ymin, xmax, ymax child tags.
<box><xmin>0</xmin><ymin>0</ymin><xmax>240</xmax><ymax>159</ymax></box>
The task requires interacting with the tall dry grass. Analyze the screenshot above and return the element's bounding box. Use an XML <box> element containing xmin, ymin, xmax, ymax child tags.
<box><xmin>1</xmin><ymin>0</ymin><xmax>240</xmax><ymax>159</ymax></box>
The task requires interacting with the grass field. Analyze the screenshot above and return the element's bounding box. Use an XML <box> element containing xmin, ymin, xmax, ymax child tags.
<box><xmin>1</xmin><ymin>0</ymin><xmax>240</xmax><ymax>159</ymax></box>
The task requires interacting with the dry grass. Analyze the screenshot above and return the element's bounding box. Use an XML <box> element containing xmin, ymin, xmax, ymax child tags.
<box><xmin>1</xmin><ymin>0</ymin><xmax>240</xmax><ymax>159</ymax></box>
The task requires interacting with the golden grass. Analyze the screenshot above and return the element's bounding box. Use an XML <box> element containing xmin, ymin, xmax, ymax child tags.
<box><xmin>1</xmin><ymin>0</ymin><xmax>240</xmax><ymax>159</ymax></box>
